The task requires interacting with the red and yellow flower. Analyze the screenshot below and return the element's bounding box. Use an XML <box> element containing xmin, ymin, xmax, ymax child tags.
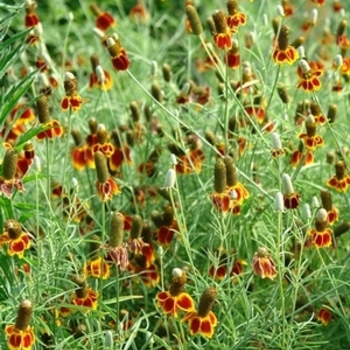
<box><xmin>5</xmin><ymin>300</ymin><xmax>35</xmax><ymax>350</ymax></box>
<box><xmin>317</xmin><ymin>307</ymin><xmax>332</xmax><ymax>325</ymax></box>
<box><xmin>0</xmin><ymin>219</ymin><xmax>31</xmax><ymax>258</ymax></box>
<box><xmin>182</xmin><ymin>287</ymin><xmax>218</xmax><ymax>339</ymax></box>
<box><xmin>226</xmin><ymin>0</ymin><xmax>247</xmax><ymax>32</ymax></box>
<box><xmin>71</xmin><ymin>279</ymin><xmax>99</xmax><ymax>313</ymax></box>
<box><xmin>298</xmin><ymin>117</ymin><xmax>324</xmax><ymax>151</ymax></box>
<box><xmin>272</xmin><ymin>25</ymin><xmax>299</xmax><ymax>65</ymax></box>
<box><xmin>156</xmin><ymin>268</ymin><xmax>195</xmax><ymax>317</ymax></box>
<box><xmin>25</xmin><ymin>0</ymin><xmax>39</xmax><ymax>27</ymax></box>
<box><xmin>252</xmin><ymin>247</ymin><xmax>278</xmax><ymax>280</ymax></box>
<box><xmin>90</xmin><ymin>3</ymin><xmax>116</xmax><ymax>31</ymax></box>
<box><xmin>212</xmin><ymin>10</ymin><xmax>232</xmax><ymax>50</ymax></box>
<box><xmin>326</xmin><ymin>160</ymin><xmax>350</xmax><ymax>193</ymax></box>
<box><xmin>61</xmin><ymin>72</ymin><xmax>86</xmax><ymax>112</ymax></box>
<box><xmin>84</xmin><ymin>257</ymin><xmax>110</xmax><ymax>280</ymax></box>
<box><xmin>107</xmin><ymin>38</ymin><xmax>130</xmax><ymax>71</ymax></box>
<box><xmin>297</xmin><ymin>59</ymin><xmax>322</xmax><ymax>92</ymax></box>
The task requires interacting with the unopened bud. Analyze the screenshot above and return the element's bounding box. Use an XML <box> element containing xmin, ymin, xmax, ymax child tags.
<box><xmin>302</xmin><ymin>203</ymin><xmax>311</xmax><ymax>220</ymax></box>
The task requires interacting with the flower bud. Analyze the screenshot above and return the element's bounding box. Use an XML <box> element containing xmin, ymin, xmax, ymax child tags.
<box><xmin>162</xmin><ymin>168</ymin><xmax>176</xmax><ymax>190</ymax></box>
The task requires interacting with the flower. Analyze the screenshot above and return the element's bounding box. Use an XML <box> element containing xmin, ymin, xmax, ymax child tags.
<box><xmin>320</xmin><ymin>190</ymin><xmax>339</xmax><ymax>226</ymax></box>
<box><xmin>84</xmin><ymin>257</ymin><xmax>110</xmax><ymax>279</ymax></box>
<box><xmin>272</xmin><ymin>25</ymin><xmax>299</xmax><ymax>65</ymax></box>
<box><xmin>106</xmin><ymin>212</ymin><xmax>129</xmax><ymax>270</ymax></box>
<box><xmin>61</xmin><ymin>72</ymin><xmax>86</xmax><ymax>112</ymax></box>
<box><xmin>154</xmin><ymin>206</ymin><xmax>178</xmax><ymax>246</ymax></box>
<box><xmin>107</xmin><ymin>37</ymin><xmax>130</xmax><ymax>71</ymax></box>
<box><xmin>308</xmin><ymin>208</ymin><xmax>332</xmax><ymax>248</ymax></box>
<box><xmin>212</xmin><ymin>10</ymin><xmax>232</xmax><ymax>50</ymax></box>
<box><xmin>298</xmin><ymin>115</ymin><xmax>324</xmax><ymax>151</ymax></box>
<box><xmin>92</xmin><ymin>124</ymin><xmax>114</xmax><ymax>157</ymax></box>
<box><xmin>0</xmin><ymin>149</ymin><xmax>24</xmax><ymax>198</ymax></box>
<box><xmin>311</xmin><ymin>0</ymin><xmax>325</xmax><ymax>5</ymax></box>
<box><xmin>252</xmin><ymin>247</ymin><xmax>278</xmax><ymax>280</ymax></box>
<box><xmin>71</xmin><ymin>276</ymin><xmax>98</xmax><ymax>313</ymax></box>
<box><xmin>226</xmin><ymin>0</ymin><xmax>247</xmax><ymax>32</ymax></box>
<box><xmin>271</xmin><ymin>132</ymin><xmax>284</xmax><ymax>158</ymax></box>
<box><xmin>25</xmin><ymin>0</ymin><xmax>39</xmax><ymax>27</ymax></box>
<box><xmin>326</xmin><ymin>160</ymin><xmax>350</xmax><ymax>193</ymax></box>
<box><xmin>211</xmin><ymin>158</ymin><xmax>231</xmax><ymax>212</ymax></box>
<box><xmin>5</xmin><ymin>300</ymin><xmax>35</xmax><ymax>350</ymax></box>
<box><xmin>90</xmin><ymin>3</ymin><xmax>116</xmax><ymax>31</ymax></box>
<box><xmin>36</xmin><ymin>95</ymin><xmax>63</xmax><ymax>140</ymax></box>
<box><xmin>297</xmin><ymin>59</ymin><xmax>322</xmax><ymax>92</ymax></box>
<box><xmin>182</xmin><ymin>287</ymin><xmax>218</xmax><ymax>339</ymax></box>
<box><xmin>0</xmin><ymin>219</ymin><xmax>31</xmax><ymax>258</ymax></box>
<box><xmin>109</xmin><ymin>130</ymin><xmax>132</xmax><ymax>172</ymax></box>
<box><xmin>317</xmin><ymin>307</ymin><xmax>332</xmax><ymax>325</ymax></box>
<box><xmin>130</xmin><ymin>4</ymin><xmax>150</xmax><ymax>22</ymax></box>
<box><xmin>282</xmin><ymin>173</ymin><xmax>301</xmax><ymax>209</ymax></box>
<box><xmin>156</xmin><ymin>268</ymin><xmax>195</xmax><ymax>317</ymax></box>
<box><xmin>94</xmin><ymin>151</ymin><xmax>120</xmax><ymax>202</ymax></box>
<box><xmin>127</xmin><ymin>215</ymin><xmax>148</xmax><ymax>254</ymax></box>
<box><xmin>225</xmin><ymin>39</ymin><xmax>240</xmax><ymax>68</ymax></box>
<box><xmin>89</xmin><ymin>54</ymin><xmax>113</xmax><ymax>91</ymax></box>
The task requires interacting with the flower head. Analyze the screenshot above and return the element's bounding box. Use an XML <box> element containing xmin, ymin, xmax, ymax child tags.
<box><xmin>90</xmin><ymin>3</ymin><xmax>116</xmax><ymax>31</ymax></box>
<box><xmin>317</xmin><ymin>307</ymin><xmax>332</xmax><ymax>326</ymax></box>
<box><xmin>297</xmin><ymin>59</ymin><xmax>322</xmax><ymax>92</ymax></box>
<box><xmin>5</xmin><ymin>299</ymin><xmax>35</xmax><ymax>350</ymax></box>
<box><xmin>212</xmin><ymin>158</ymin><xmax>231</xmax><ymax>212</ymax></box>
<box><xmin>252</xmin><ymin>247</ymin><xmax>278</xmax><ymax>280</ymax></box>
<box><xmin>61</xmin><ymin>72</ymin><xmax>86</xmax><ymax>112</ymax></box>
<box><xmin>107</xmin><ymin>37</ymin><xmax>130</xmax><ymax>71</ymax></box>
<box><xmin>308</xmin><ymin>208</ymin><xmax>333</xmax><ymax>248</ymax></box>
<box><xmin>298</xmin><ymin>115</ymin><xmax>324</xmax><ymax>151</ymax></box>
<box><xmin>212</xmin><ymin>10</ymin><xmax>232</xmax><ymax>50</ymax></box>
<box><xmin>89</xmin><ymin>54</ymin><xmax>113</xmax><ymax>91</ymax></box>
<box><xmin>226</xmin><ymin>0</ymin><xmax>247</xmax><ymax>32</ymax></box>
<box><xmin>0</xmin><ymin>149</ymin><xmax>24</xmax><ymax>198</ymax></box>
<box><xmin>94</xmin><ymin>151</ymin><xmax>120</xmax><ymax>202</ymax></box>
<box><xmin>326</xmin><ymin>160</ymin><xmax>350</xmax><ymax>193</ymax></box>
<box><xmin>156</xmin><ymin>268</ymin><xmax>195</xmax><ymax>317</ymax></box>
<box><xmin>25</xmin><ymin>0</ymin><xmax>39</xmax><ymax>27</ymax></box>
<box><xmin>282</xmin><ymin>173</ymin><xmax>301</xmax><ymax>209</ymax></box>
<box><xmin>71</xmin><ymin>276</ymin><xmax>98</xmax><ymax>313</ymax></box>
<box><xmin>272</xmin><ymin>25</ymin><xmax>299</xmax><ymax>65</ymax></box>
<box><xmin>0</xmin><ymin>219</ymin><xmax>31</xmax><ymax>258</ymax></box>
<box><xmin>182</xmin><ymin>287</ymin><xmax>218</xmax><ymax>339</ymax></box>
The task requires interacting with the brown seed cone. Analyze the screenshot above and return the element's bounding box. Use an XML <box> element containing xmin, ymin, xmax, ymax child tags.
<box><xmin>111</xmin><ymin>130</ymin><xmax>122</xmax><ymax>148</ymax></box>
<box><xmin>151</xmin><ymin>210</ymin><xmax>164</xmax><ymax>228</ymax></box>
<box><xmin>130</xmin><ymin>215</ymin><xmax>143</xmax><ymax>240</ymax></box>
<box><xmin>315</xmin><ymin>217</ymin><xmax>328</xmax><ymax>232</ymax></box>
<box><xmin>5</xmin><ymin>219</ymin><xmax>22</xmax><ymax>240</ymax></box>
<box><xmin>151</xmin><ymin>82</ymin><xmax>163</xmax><ymax>103</ymax></box>
<box><xmin>327</xmin><ymin>104</ymin><xmax>337</xmax><ymax>123</ymax></box>
<box><xmin>36</xmin><ymin>95</ymin><xmax>50</xmax><ymax>124</ymax></box>
<box><xmin>185</xmin><ymin>5</ymin><xmax>203</xmax><ymax>35</ymax></box>
<box><xmin>72</xmin><ymin>276</ymin><xmax>87</xmax><ymax>299</ymax></box>
<box><xmin>2</xmin><ymin>149</ymin><xmax>18</xmax><ymax>181</ymax></box>
<box><xmin>90</xmin><ymin>3</ymin><xmax>102</xmax><ymax>16</ymax></box>
<box><xmin>310</xmin><ymin>101</ymin><xmax>321</xmax><ymax>116</ymax></box>
<box><xmin>110</xmin><ymin>212</ymin><xmax>124</xmax><ymax>248</ymax></box>
<box><xmin>306</xmin><ymin>120</ymin><xmax>316</xmax><ymax>138</ymax></box>
<box><xmin>277</xmin><ymin>87</ymin><xmax>289</xmax><ymax>104</ymax></box>
<box><xmin>291</xmin><ymin>36</ymin><xmax>305</xmax><ymax>49</ymax></box>
<box><xmin>71</xmin><ymin>129</ymin><xmax>83</xmax><ymax>146</ymax></box>
<box><xmin>163</xmin><ymin>205</ymin><xmax>174</xmax><ymax>226</ymax></box>
<box><xmin>334</xmin><ymin>221</ymin><xmax>350</xmax><ymax>238</ymax></box>
<box><xmin>126</xmin><ymin>130</ymin><xmax>135</xmax><ymax>147</ymax></box>
<box><xmin>206</xmin><ymin>16</ymin><xmax>216</xmax><ymax>34</ymax></box>
<box><xmin>94</xmin><ymin>151</ymin><xmax>109</xmax><ymax>183</ymax></box>
<box><xmin>130</xmin><ymin>101</ymin><xmax>141</xmax><ymax>122</ymax></box>
<box><xmin>141</xmin><ymin>223</ymin><xmax>152</xmax><ymax>244</ymax></box>
<box><xmin>162</xmin><ymin>63</ymin><xmax>172</xmax><ymax>83</ymax></box>
<box><xmin>107</xmin><ymin>42</ymin><xmax>121</xmax><ymax>58</ymax></box>
<box><xmin>224</xmin><ymin>156</ymin><xmax>238</xmax><ymax>187</ymax></box>
<box><xmin>212</xmin><ymin>10</ymin><xmax>227</xmax><ymax>34</ymax></box>
<box><xmin>89</xmin><ymin>234</ymin><xmax>101</xmax><ymax>256</ymax></box>
<box><xmin>272</xmin><ymin>17</ymin><xmax>280</xmax><ymax>36</ymax></box>
<box><xmin>278</xmin><ymin>25</ymin><xmax>290</xmax><ymax>51</ymax></box>
<box><xmin>320</xmin><ymin>190</ymin><xmax>332</xmax><ymax>211</ymax></box>
<box><xmin>169</xmin><ymin>271</ymin><xmax>186</xmax><ymax>296</ymax></box>
<box><xmin>89</xmin><ymin>118</ymin><xmax>98</xmax><ymax>134</ymax></box>
<box><xmin>335</xmin><ymin>161</ymin><xmax>345</xmax><ymax>180</ymax></box>
<box><xmin>337</xmin><ymin>20</ymin><xmax>347</xmax><ymax>37</ymax></box>
<box><xmin>15</xmin><ymin>300</ymin><xmax>33</xmax><ymax>331</ymax></box>
<box><xmin>198</xmin><ymin>287</ymin><xmax>217</xmax><ymax>318</ymax></box>
<box><xmin>90</xmin><ymin>53</ymin><xmax>100</xmax><ymax>71</ymax></box>
<box><xmin>144</xmin><ymin>104</ymin><xmax>152</xmax><ymax>122</ymax></box>
<box><xmin>64</xmin><ymin>77</ymin><xmax>78</xmax><ymax>97</ymax></box>
<box><xmin>214</xmin><ymin>158</ymin><xmax>227</xmax><ymax>193</ymax></box>
<box><xmin>168</xmin><ymin>142</ymin><xmax>184</xmax><ymax>156</ymax></box>
<box><xmin>204</xmin><ymin>130</ymin><xmax>216</xmax><ymax>145</ymax></box>
<box><xmin>226</xmin><ymin>0</ymin><xmax>238</xmax><ymax>15</ymax></box>
<box><xmin>97</xmin><ymin>128</ymin><xmax>109</xmax><ymax>145</ymax></box>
